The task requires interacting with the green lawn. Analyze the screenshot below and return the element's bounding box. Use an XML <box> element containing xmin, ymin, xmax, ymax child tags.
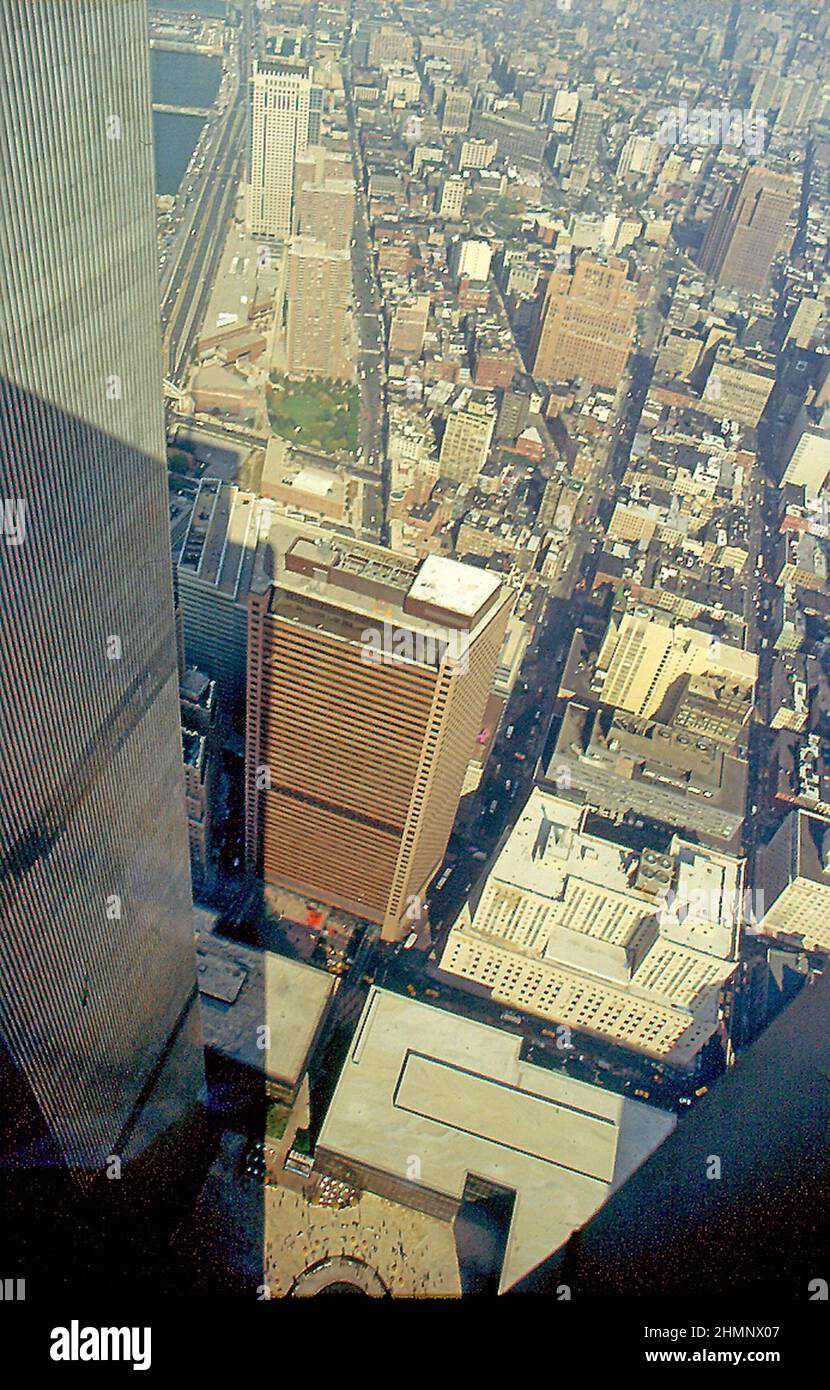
<box><xmin>267</xmin><ymin>373</ymin><xmax>359</xmax><ymax>455</ymax></box>
<box><xmin>486</xmin><ymin>197</ymin><xmax>525</xmax><ymax>237</ymax></box>
<box><xmin>466</xmin><ymin>192</ymin><xmax>524</xmax><ymax>239</ymax></box>
<box><xmin>291</xmin><ymin>1126</ymin><xmax>312</xmax><ymax>1156</ymax></box>
<box><xmin>265</xmin><ymin>1100</ymin><xmax>291</xmax><ymax>1142</ymax></box>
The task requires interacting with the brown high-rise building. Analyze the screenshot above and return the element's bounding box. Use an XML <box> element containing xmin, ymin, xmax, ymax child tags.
<box><xmin>441</xmin><ymin>87</ymin><xmax>473</xmax><ymax>135</ymax></box>
<box><xmin>295</xmin><ymin>177</ymin><xmax>355</xmax><ymax>251</ymax></box>
<box><xmin>285</xmin><ymin>236</ymin><xmax>352</xmax><ymax>379</ymax></box>
<box><xmin>388</xmin><ymin>294</ymin><xmax>431</xmax><ymax>359</ymax></box>
<box><xmin>532</xmin><ymin>254</ymin><xmax>637</xmax><ymax>388</ymax></box>
<box><xmin>244</xmin><ymin>526</ymin><xmax>513</xmax><ymax>939</ymax></box>
<box><xmin>294</xmin><ymin>145</ymin><xmax>355</xmax><ymax>251</ymax></box>
<box><xmin>294</xmin><ymin>144</ymin><xmax>352</xmax><ymax>186</ymax></box>
<box><xmin>699</xmin><ymin>166</ymin><xmax>796</xmax><ymax>296</ymax></box>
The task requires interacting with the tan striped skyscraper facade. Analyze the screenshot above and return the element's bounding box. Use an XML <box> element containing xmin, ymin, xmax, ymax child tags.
<box><xmin>532</xmin><ymin>254</ymin><xmax>637</xmax><ymax>389</ymax></box>
<box><xmin>285</xmin><ymin>235</ymin><xmax>353</xmax><ymax>380</ymax></box>
<box><xmin>247</xmin><ymin>58</ymin><xmax>313</xmax><ymax>239</ymax></box>
<box><xmin>699</xmin><ymin>166</ymin><xmax>796</xmax><ymax>296</ymax></box>
<box><xmin>0</xmin><ymin>0</ymin><xmax>203</xmax><ymax>1180</ymax></box>
<box><xmin>244</xmin><ymin>525</ymin><xmax>513</xmax><ymax>939</ymax></box>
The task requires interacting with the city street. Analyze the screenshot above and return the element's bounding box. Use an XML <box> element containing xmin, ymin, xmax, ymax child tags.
<box><xmin>161</xmin><ymin>13</ymin><xmax>250</xmax><ymax>383</ymax></box>
<box><xmin>343</xmin><ymin>44</ymin><xmax>389</xmax><ymax>536</ymax></box>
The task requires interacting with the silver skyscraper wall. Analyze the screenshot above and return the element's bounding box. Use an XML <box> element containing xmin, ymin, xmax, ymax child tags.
<box><xmin>0</xmin><ymin>0</ymin><xmax>204</xmax><ymax>1180</ymax></box>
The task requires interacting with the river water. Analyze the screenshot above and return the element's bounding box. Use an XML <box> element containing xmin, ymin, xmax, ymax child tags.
<box><xmin>151</xmin><ymin>50</ymin><xmax>223</xmax><ymax>195</ymax></box>
<box><xmin>150</xmin><ymin>3</ymin><xmax>225</xmax><ymax>195</ymax></box>
<box><xmin>151</xmin><ymin>0</ymin><xmax>226</xmax><ymax>15</ymax></box>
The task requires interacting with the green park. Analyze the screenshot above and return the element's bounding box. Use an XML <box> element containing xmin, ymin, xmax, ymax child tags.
<box><xmin>266</xmin><ymin>372</ymin><xmax>359</xmax><ymax>456</ymax></box>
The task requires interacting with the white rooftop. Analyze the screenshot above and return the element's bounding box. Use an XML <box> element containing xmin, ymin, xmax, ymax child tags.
<box><xmin>317</xmin><ymin>989</ymin><xmax>675</xmax><ymax>1291</ymax></box>
<box><xmin>293</xmin><ymin>466</ymin><xmax>336</xmax><ymax>498</ymax></box>
<box><xmin>494</xmin><ymin>789</ymin><xmax>742</xmax><ymax>959</ymax></box>
<box><xmin>495</xmin><ymin>790</ymin><xmax>629</xmax><ymax>898</ymax></box>
<box><xmin>408</xmin><ymin>554</ymin><xmax>502</xmax><ymax>619</ymax></box>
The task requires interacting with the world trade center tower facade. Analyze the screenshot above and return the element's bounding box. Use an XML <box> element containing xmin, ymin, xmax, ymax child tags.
<box><xmin>0</xmin><ymin>0</ymin><xmax>203</xmax><ymax>1192</ymax></box>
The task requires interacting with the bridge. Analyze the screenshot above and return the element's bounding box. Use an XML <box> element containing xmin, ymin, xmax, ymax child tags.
<box><xmin>149</xmin><ymin>39</ymin><xmax>222</xmax><ymax>56</ymax></box>
<box><xmin>153</xmin><ymin>102</ymin><xmax>212</xmax><ymax>118</ymax></box>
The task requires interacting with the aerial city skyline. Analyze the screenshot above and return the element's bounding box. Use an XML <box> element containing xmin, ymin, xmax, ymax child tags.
<box><xmin>2</xmin><ymin>0</ymin><xmax>830</xmax><ymax>1365</ymax></box>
